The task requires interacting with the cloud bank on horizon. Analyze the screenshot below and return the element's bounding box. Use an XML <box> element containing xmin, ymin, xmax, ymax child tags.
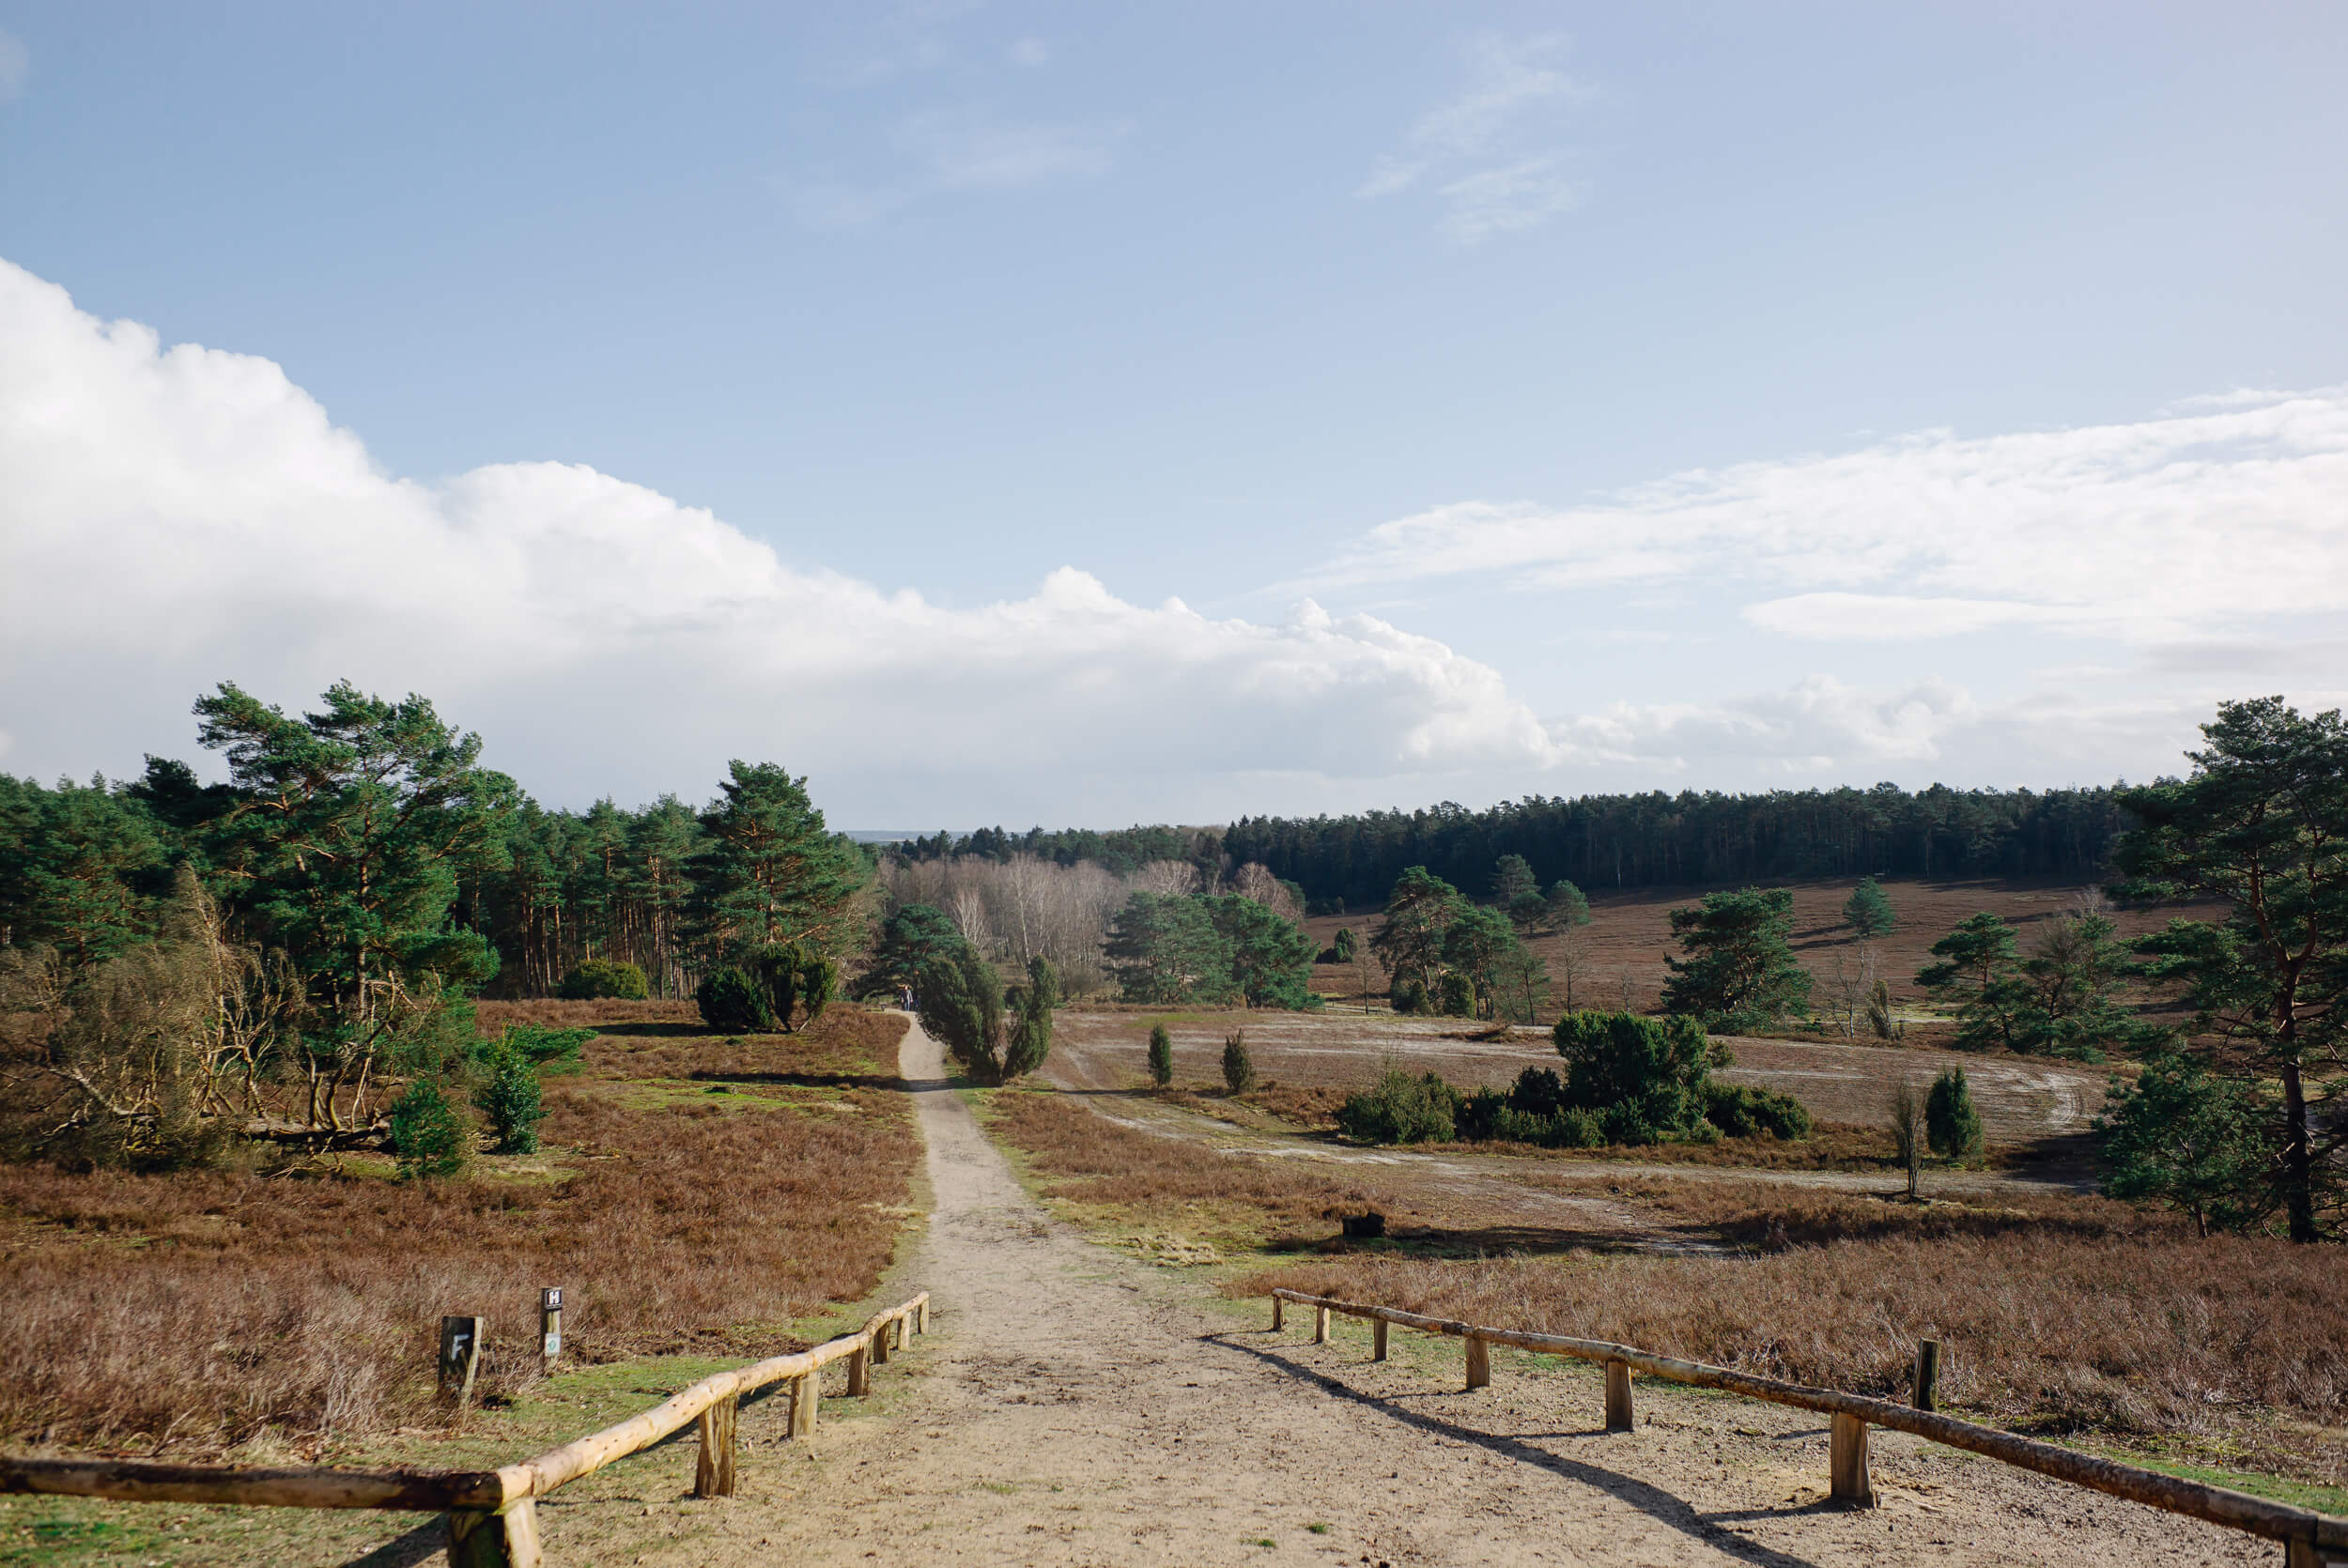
<box><xmin>1</xmin><ymin>254</ymin><xmax>2340</xmax><ymax>823</ymax></box>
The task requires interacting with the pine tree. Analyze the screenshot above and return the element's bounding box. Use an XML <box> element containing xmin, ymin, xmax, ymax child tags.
<box><xmin>1924</xmin><ymin>1066</ymin><xmax>1982</xmax><ymax>1161</ymax></box>
<box><xmin>2116</xmin><ymin>698</ymin><xmax>2348</xmax><ymax>1242</ymax></box>
<box><xmin>1221</xmin><ymin>1031</ymin><xmax>1255</xmax><ymax>1094</ymax></box>
<box><xmin>684</xmin><ymin>761</ymin><xmax>868</xmax><ymax>960</ymax></box>
<box><xmin>1916</xmin><ymin>914</ymin><xmax>2031</xmax><ymax>1052</ymax></box>
<box><xmin>1842</xmin><ymin>877</ymin><xmax>1896</xmax><ymax>939</ymax></box>
<box><xmin>1660</xmin><ymin>888</ymin><xmax>1812</xmax><ymax>1031</ymax></box>
<box><xmin>1147</xmin><ymin>1022</ymin><xmax>1173</xmax><ymax>1086</ymax></box>
<box><xmin>1369</xmin><ymin>867</ymin><xmax>1464</xmax><ymax>995</ymax></box>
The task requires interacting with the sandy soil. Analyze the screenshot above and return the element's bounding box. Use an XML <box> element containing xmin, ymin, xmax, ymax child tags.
<box><xmin>523</xmin><ymin>1018</ymin><xmax>2269</xmax><ymax>1567</ymax></box>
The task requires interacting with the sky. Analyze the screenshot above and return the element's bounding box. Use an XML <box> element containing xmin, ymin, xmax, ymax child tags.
<box><xmin>2</xmin><ymin>2</ymin><xmax>2345</xmax><ymax>828</ymax></box>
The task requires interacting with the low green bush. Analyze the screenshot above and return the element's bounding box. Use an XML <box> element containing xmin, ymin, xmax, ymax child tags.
<box><xmin>555</xmin><ymin>958</ymin><xmax>648</xmax><ymax>1000</ymax></box>
<box><xmin>1336</xmin><ymin>1070</ymin><xmax>1458</xmax><ymax>1145</ymax></box>
<box><xmin>388</xmin><ymin>1079</ymin><xmax>467</xmax><ymax>1178</ymax></box>
<box><xmin>1704</xmin><ymin>1081</ymin><xmax>1814</xmax><ymax>1141</ymax></box>
<box><xmin>697</xmin><ymin>966</ymin><xmax>775</xmax><ymax>1033</ymax></box>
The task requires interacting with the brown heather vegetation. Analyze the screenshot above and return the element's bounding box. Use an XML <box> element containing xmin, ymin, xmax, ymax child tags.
<box><xmin>1234</xmin><ymin>1228</ymin><xmax>2348</xmax><ymax>1483</ymax></box>
<box><xmin>988</xmin><ymin>1090</ymin><xmax>1441</xmax><ymax>1238</ymax></box>
<box><xmin>0</xmin><ymin>1007</ymin><xmax>918</xmax><ymax>1455</ymax></box>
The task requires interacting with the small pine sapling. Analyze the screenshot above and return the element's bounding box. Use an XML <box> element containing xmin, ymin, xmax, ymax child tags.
<box><xmin>1925</xmin><ymin>1065</ymin><xmax>1984</xmax><ymax>1163</ymax></box>
<box><xmin>1222</xmin><ymin>1031</ymin><xmax>1255</xmax><ymax>1095</ymax></box>
<box><xmin>1147</xmin><ymin>1022</ymin><xmax>1174</xmax><ymax>1086</ymax></box>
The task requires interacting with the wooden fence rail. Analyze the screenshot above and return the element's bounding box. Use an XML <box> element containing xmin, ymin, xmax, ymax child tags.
<box><xmin>0</xmin><ymin>1292</ymin><xmax>931</xmax><ymax>1568</ymax></box>
<box><xmin>1268</xmin><ymin>1287</ymin><xmax>2346</xmax><ymax>1567</ymax></box>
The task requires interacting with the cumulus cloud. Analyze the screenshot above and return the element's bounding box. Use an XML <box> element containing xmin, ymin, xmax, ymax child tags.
<box><xmin>1327</xmin><ymin>392</ymin><xmax>2348</xmax><ymax>641</ymax></box>
<box><xmin>0</xmin><ymin>258</ymin><xmax>1568</xmax><ymax>816</ymax></box>
<box><xmin>1361</xmin><ymin>33</ymin><xmax>1587</xmax><ymax>244</ymax></box>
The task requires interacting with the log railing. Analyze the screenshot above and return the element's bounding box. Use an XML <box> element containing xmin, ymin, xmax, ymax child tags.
<box><xmin>1269</xmin><ymin>1287</ymin><xmax>2346</xmax><ymax>1567</ymax></box>
<box><xmin>0</xmin><ymin>1293</ymin><xmax>931</xmax><ymax>1568</ymax></box>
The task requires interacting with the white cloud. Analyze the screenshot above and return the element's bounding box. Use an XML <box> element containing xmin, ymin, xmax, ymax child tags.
<box><xmin>1328</xmin><ymin>392</ymin><xmax>2348</xmax><ymax>642</ymax></box>
<box><xmin>0</xmin><ymin>31</ymin><xmax>24</xmax><ymax>104</ymax></box>
<box><xmin>1362</xmin><ymin>33</ymin><xmax>1587</xmax><ymax>244</ymax></box>
<box><xmin>0</xmin><ymin>258</ymin><xmax>1567</xmax><ymax>816</ymax></box>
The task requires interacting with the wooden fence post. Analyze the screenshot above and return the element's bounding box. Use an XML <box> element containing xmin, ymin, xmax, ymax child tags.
<box><xmin>1604</xmin><ymin>1359</ymin><xmax>1633</xmax><ymax>1432</ymax></box>
<box><xmin>1830</xmin><ymin>1413</ymin><xmax>1874</xmax><ymax>1506</ymax></box>
<box><xmin>1913</xmin><ymin>1340</ymin><xmax>1941</xmax><ymax>1412</ymax></box>
<box><xmin>872</xmin><ymin>1320</ymin><xmax>892</xmax><ymax>1366</ymax></box>
<box><xmin>916</xmin><ymin>1299</ymin><xmax>929</xmax><ymax>1333</ymax></box>
<box><xmin>693</xmin><ymin>1396</ymin><xmax>737</xmax><ymax>1498</ymax></box>
<box><xmin>1372</xmin><ymin>1318</ymin><xmax>1388</xmax><ymax>1361</ymax></box>
<box><xmin>848</xmin><ymin>1343</ymin><xmax>871</xmax><ymax>1397</ymax></box>
<box><xmin>1465</xmin><ymin>1334</ymin><xmax>1491</xmax><ymax>1391</ymax></box>
<box><xmin>438</xmin><ymin>1317</ymin><xmax>484</xmax><ymax>1409</ymax></box>
<box><xmin>1272</xmin><ymin>1297</ymin><xmax>1284</xmax><ymax>1331</ymax></box>
<box><xmin>446</xmin><ymin>1499</ymin><xmax>541</xmax><ymax>1568</ymax></box>
<box><xmin>539</xmin><ymin>1289</ymin><xmax>563</xmax><ymax>1369</ymax></box>
<box><xmin>1314</xmin><ymin>1306</ymin><xmax>1330</xmax><ymax>1345</ymax></box>
<box><xmin>789</xmin><ymin>1374</ymin><xmax>817</xmax><ymax>1437</ymax></box>
<box><xmin>2285</xmin><ymin>1539</ymin><xmax>2321</xmax><ymax>1568</ymax></box>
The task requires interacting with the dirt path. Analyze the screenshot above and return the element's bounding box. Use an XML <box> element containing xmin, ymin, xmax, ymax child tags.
<box><xmin>545</xmin><ymin>1021</ymin><xmax>2263</xmax><ymax>1567</ymax></box>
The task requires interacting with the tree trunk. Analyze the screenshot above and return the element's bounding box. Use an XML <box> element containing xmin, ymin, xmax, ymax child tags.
<box><xmin>2279</xmin><ymin>1059</ymin><xmax>2316</xmax><ymax>1243</ymax></box>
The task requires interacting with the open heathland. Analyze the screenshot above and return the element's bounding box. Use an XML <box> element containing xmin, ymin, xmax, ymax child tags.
<box><xmin>983</xmin><ymin>1072</ymin><xmax>2348</xmax><ymax>1493</ymax></box>
<box><xmin>1302</xmin><ymin>873</ymin><xmax>2208</xmax><ymax>1030</ymax></box>
<box><xmin>0</xmin><ymin>1004</ymin><xmax>917</xmax><ymax>1455</ymax></box>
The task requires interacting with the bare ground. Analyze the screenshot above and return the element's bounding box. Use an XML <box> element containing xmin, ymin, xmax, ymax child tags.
<box><xmin>535</xmin><ymin>1017</ymin><xmax>2273</xmax><ymax>1567</ymax></box>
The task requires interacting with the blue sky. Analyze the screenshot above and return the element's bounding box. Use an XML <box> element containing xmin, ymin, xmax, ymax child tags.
<box><xmin>3</xmin><ymin>3</ymin><xmax>2345</xmax><ymax>825</ymax></box>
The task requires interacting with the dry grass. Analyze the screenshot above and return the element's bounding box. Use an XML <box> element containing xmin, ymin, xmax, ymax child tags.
<box><xmin>988</xmin><ymin>1091</ymin><xmax>1434</xmax><ymax>1239</ymax></box>
<box><xmin>0</xmin><ymin>1007</ymin><xmax>918</xmax><ymax>1455</ymax></box>
<box><xmin>1232</xmin><ymin>1234</ymin><xmax>2348</xmax><ymax>1483</ymax></box>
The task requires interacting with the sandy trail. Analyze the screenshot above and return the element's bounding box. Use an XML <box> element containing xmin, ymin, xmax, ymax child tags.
<box><xmin>548</xmin><ymin>1020</ymin><xmax>2262</xmax><ymax>1567</ymax></box>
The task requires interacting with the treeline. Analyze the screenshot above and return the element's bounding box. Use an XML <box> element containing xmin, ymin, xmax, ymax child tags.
<box><xmin>1224</xmin><ymin>784</ymin><xmax>2129</xmax><ymax>907</ymax></box>
<box><xmin>899</xmin><ymin>823</ymin><xmax>1227</xmax><ymax>881</ymax></box>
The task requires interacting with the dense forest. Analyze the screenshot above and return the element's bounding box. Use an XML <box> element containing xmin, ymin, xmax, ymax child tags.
<box><xmin>905</xmin><ymin>784</ymin><xmax>2130</xmax><ymax>910</ymax></box>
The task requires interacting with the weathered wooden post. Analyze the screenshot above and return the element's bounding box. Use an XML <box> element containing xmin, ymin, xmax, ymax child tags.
<box><xmin>693</xmin><ymin>1396</ymin><xmax>738</xmax><ymax>1498</ymax></box>
<box><xmin>1272</xmin><ymin>1296</ymin><xmax>1284</xmax><ymax>1331</ymax></box>
<box><xmin>1314</xmin><ymin>1305</ymin><xmax>1330</xmax><ymax>1345</ymax></box>
<box><xmin>438</xmin><ymin>1316</ymin><xmax>484</xmax><ymax>1409</ymax></box>
<box><xmin>1830</xmin><ymin>1413</ymin><xmax>1874</xmax><ymax>1506</ymax></box>
<box><xmin>848</xmin><ymin>1340</ymin><xmax>871</xmax><ymax>1397</ymax></box>
<box><xmin>789</xmin><ymin>1374</ymin><xmax>817</xmax><ymax>1437</ymax></box>
<box><xmin>872</xmin><ymin>1317</ymin><xmax>892</xmax><ymax>1365</ymax></box>
<box><xmin>916</xmin><ymin>1297</ymin><xmax>930</xmax><ymax>1333</ymax></box>
<box><xmin>1372</xmin><ymin>1317</ymin><xmax>1388</xmax><ymax>1361</ymax></box>
<box><xmin>1603</xmin><ymin>1360</ymin><xmax>1633</xmax><ymax>1432</ymax></box>
<box><xmin>446</xmin><ymin>1499</ymin><xmax>541</xmax><ymax>1568</ymax></box>
<box><xmin>1912</xmin><ymin>1340</ymin><xmax>1941</xmax><ymax>1412</ymax></box>
<box><xmin>1465</xmin><ymin>1334</ymin><xmax>1491</xmax><ymax>1391</ymax></box>
<box><xmin>539</xmin><ymin>1289</ymin><xmax>564</xmax><ymax>1369</ymax></box>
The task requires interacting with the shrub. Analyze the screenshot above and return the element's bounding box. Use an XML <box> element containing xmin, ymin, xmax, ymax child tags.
<box><xmin>1336</xmin><ymin>1070</ymin><xmax>1457</xmax><ymax>1145</ymax></box>
<box><xmin>1552</xmin><ymin>1010</ymin><xmax>1725</xmax><ymax>1145</ymax></box>
<box><xmin>1704</xmin><ymin>1082</ymin><xmax>1814</xmax><ymax>1141</ymax></box>
<box><xmin>696</xmin><ymin>966</ymin><xmax>774</xmax><ymax>1033</ymax></box>
<box><xmin>1002</xmin><ymin>958</ymin><xmax>1058</xmax><ymax>1081</ymax></box>
<box><xmin>1222</xmin><ymin>1032</ymin><xmax>1256</xmax><ymax>1095</ymax></box>
<box><xmin>1925</xmin><ymin>1066</ymin><xmax>1984</xmax><ymax>1161</ymax></box>
<box><xmin>555</xmin><ymin>958</ymin><xmax>648</xmax><ymax>1001</ymax></box>
<box><xmin>921</xmin><ymin>943</ymin><xmax>1007</xmax><ymax>1084</ymax></box>
<box><xmin>491</xmin><ymin>1022</ymin><xmax>594</xmax><ymax>1076</ymax></box>
<box><xmin>1390</xmin><ymin>977</ymin><xmax>1427</xmax><ymax>1015</ymax></box>
<box><xmin>1436</xmin><ymin>970</ymin><xmax>1476</xmax><ymax>1017</ymax></box>
<box><xmin>1332</xmin><ymin>928</ymin><xmax>1357</xmax><ymax>965</ymax></box>
<box><xmin>798</xmin><ymin>954</ymin><xmax>839</xmax><ymax>1024</ymax></box>
<box><xmin>1147</xmin><ymin>1022</ymin><xmax>1173</xmax><ymax>1086</ymax></box>
<box><xmin>474</xmin><ymin>1042</ymin><xmax>545</xmax><ymax>1155</ymax></box>
<box><xmin>388</xmin><ymin>1079</ymin><xmax>467</xmax><ymax>1178</ymax></box>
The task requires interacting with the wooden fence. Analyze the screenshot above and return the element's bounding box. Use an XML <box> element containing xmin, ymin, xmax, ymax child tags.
<box><xmin>0</xmin><ymin>1293</ymin><xmax>931</xmax><ymax>1568</ymax></box>
<box><xmin>1269</xmin><ymin>1287</ymin><xmax>2347</xmax><ymax>1568</ymax></box>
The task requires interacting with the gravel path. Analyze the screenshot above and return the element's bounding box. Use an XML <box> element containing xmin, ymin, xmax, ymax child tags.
<box><xmin>537</xmin><ymin>1020</ymin><xmax>2263</xmax><ymax>1567</ymax></box>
